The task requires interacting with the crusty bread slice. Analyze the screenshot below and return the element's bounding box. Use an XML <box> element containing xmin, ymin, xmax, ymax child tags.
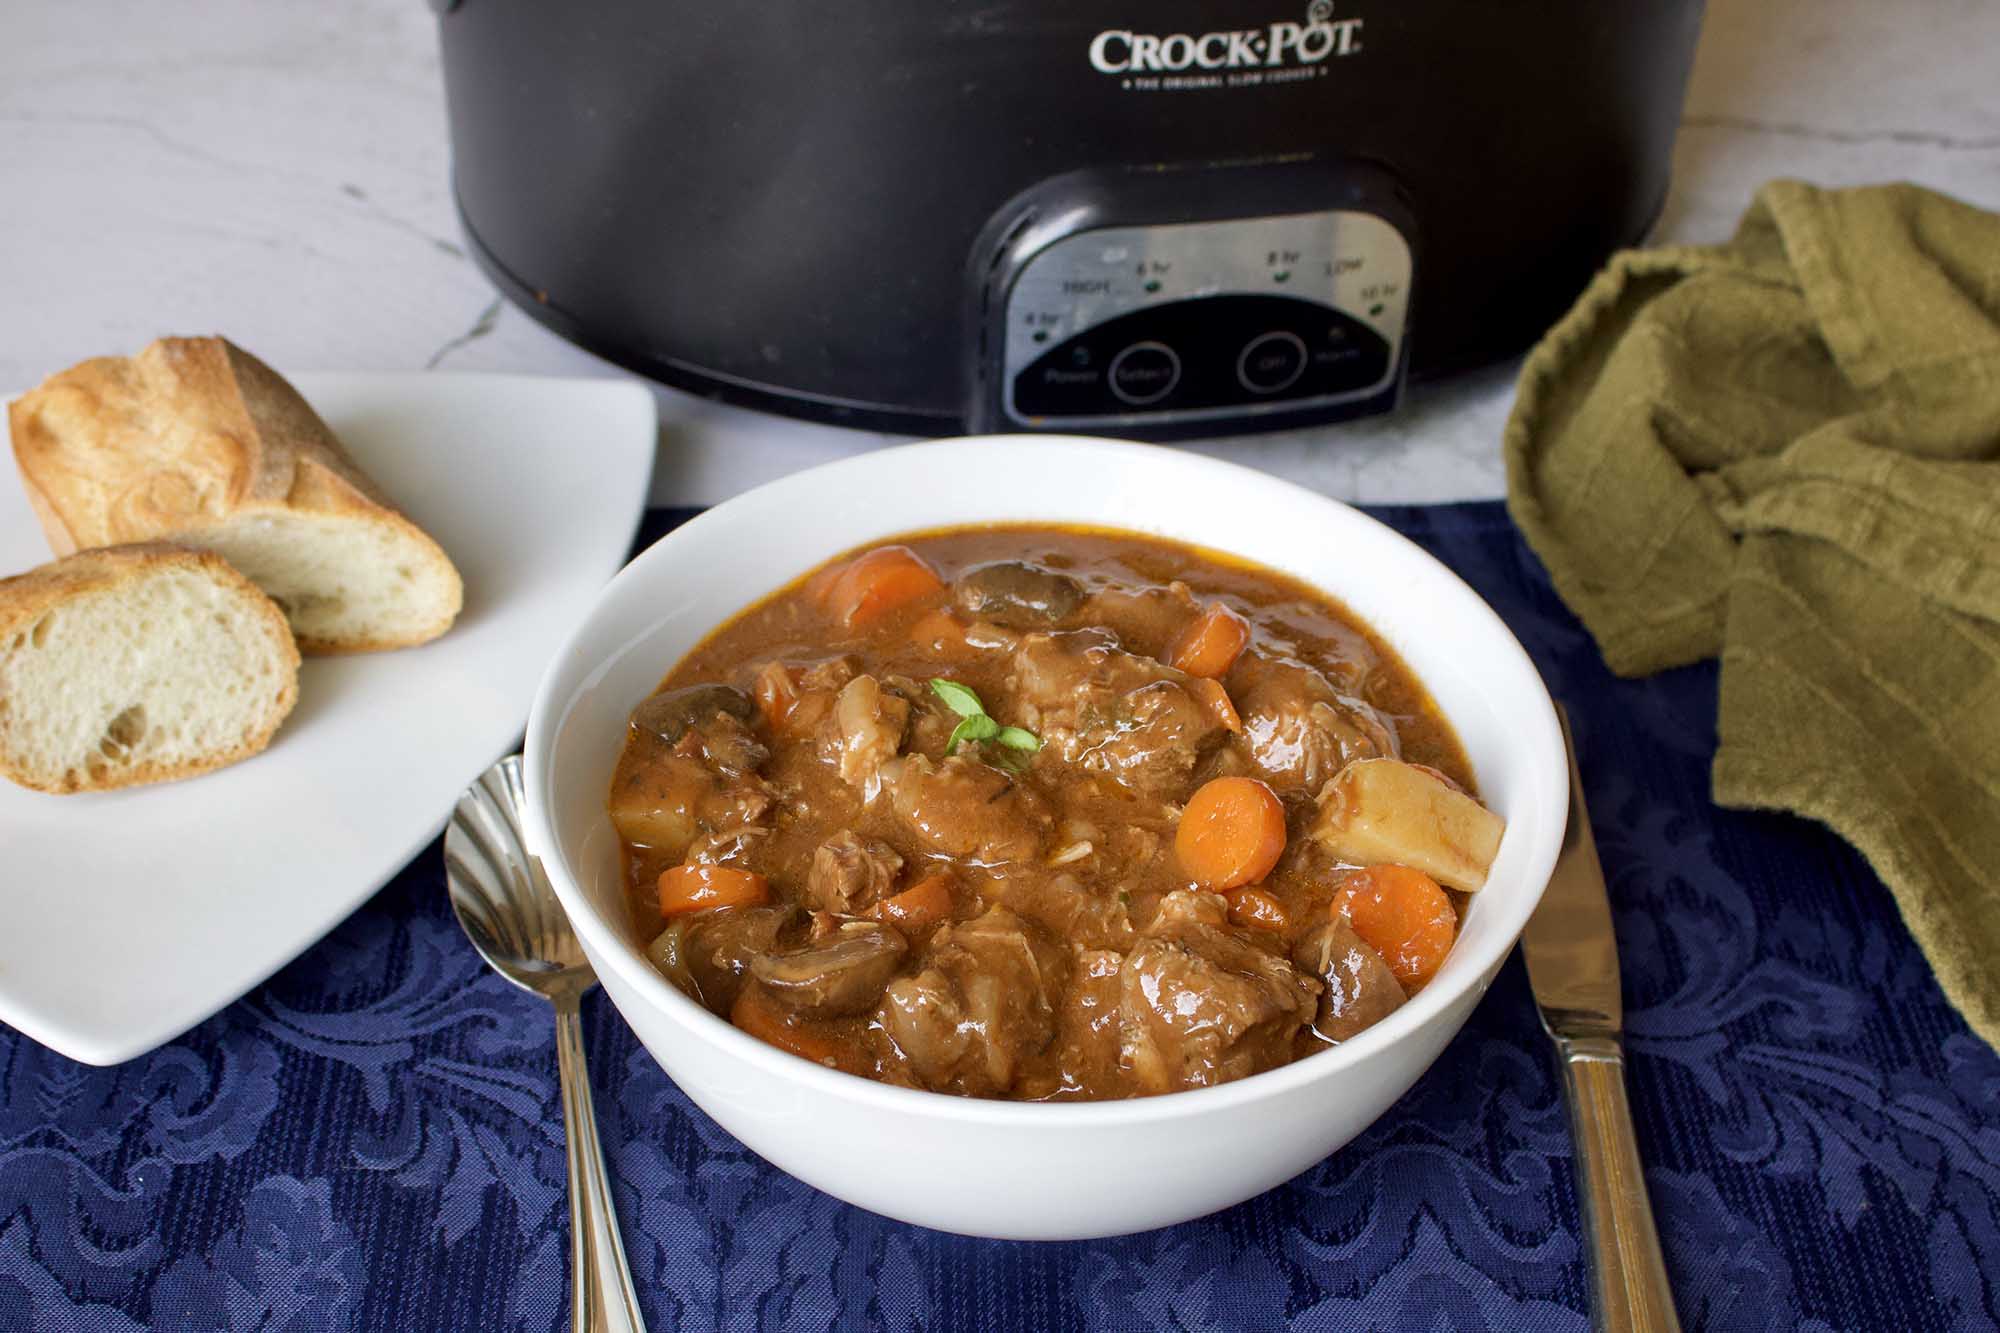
<box><xmin>7</xmin><ymin>336</ymin><xmax>463</xmax><ymax>654</ymax></box>
<box><xmin>0</xmin><ymin>544</ymin><xmax>300</xmax><ymax>794</ymax></box>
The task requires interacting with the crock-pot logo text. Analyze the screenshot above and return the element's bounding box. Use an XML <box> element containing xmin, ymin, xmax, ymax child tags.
<box><xmin>1089</xmin><ymin>0</ymin><xmax>1362</xmax><ymax>86</ymax></box>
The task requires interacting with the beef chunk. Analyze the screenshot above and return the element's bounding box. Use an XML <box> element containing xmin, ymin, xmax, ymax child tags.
<box><xmin>819</xmin><ymin>674</ymin><xmax>910</xmax><ymax>796</ymax></box>
<box><xmin>683</xmin><ymin>826</ymin><xmax>772</xmax><ymax>870</ymax></box>
<box><xmin>1034</xmin><ymin>947</ymin><xmax>1127</xmax><ymax>1099</ymax></box>
<box><xmin>1117</xmin><ymin>904</ymin><xmax>1320</xmax><ymax>1092</ymax></box>
<box><xmin>1008</xmin><ymin>629</ymin><xmax>1223</xmax><ymax>795</ymax></box>
<box><xmin>1233</xmin><ymin>654</ymin><xmax>1398</xmax><ymax>794</ymax></box>
<box><xmin>1151</xmin><ymin>887</ymin><xmax>1229</xmax><ymax>928</ymax></box>
<box><xmin>877</xmin><ymin>907</ymin><xmax>1067</xmax><ymax>1096</ymax></box>
<box><xmin>806</xmin><ymin>830</ymin><xmax>903</xmax><ymax>913</ymax></box>
<box><xmin>1292</xmin><ymin>918</ymin><xmax>1406</xmax><ymax>1042</ymax></box>
<box><xmin>883</xmin><ymin>754</ymin><xmax>1051</xmax><ymax>865</ymax></box>
<box><xmin>798</xmin><ymin>656</ymin><xmax>861</xmax><ymax>692</ymax></box>
<box><xmin>1076</xmin><ymin>582</ymin><xmax>1201</xmax><ymax>657</ymax></box>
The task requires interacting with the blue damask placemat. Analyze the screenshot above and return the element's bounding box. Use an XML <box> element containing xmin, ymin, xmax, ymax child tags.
<box><xmin>2</xmin><ymin>502</ymin><xmax>1995</xmax><ymax>1332</ymax></box>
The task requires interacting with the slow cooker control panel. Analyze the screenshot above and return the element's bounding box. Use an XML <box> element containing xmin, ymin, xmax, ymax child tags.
<box><xmin>998</xmin><ymin>210</ymin><xmax>1411</xmax><ymax>431</ymax></box>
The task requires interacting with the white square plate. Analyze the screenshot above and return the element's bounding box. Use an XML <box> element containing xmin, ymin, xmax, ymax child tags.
<box><xmin>0</xmin><ymin>372</ymin><xmax>655</xmax><ymax>1064</ymax></box>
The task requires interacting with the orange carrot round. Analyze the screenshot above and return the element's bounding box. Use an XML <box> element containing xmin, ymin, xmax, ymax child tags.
<box><xmin>657</xmin><ymin>864</ymin><xmax>771</xmax><ymax>917</ymax></box>
<box><xmin>1336</xmin><ymin>864</ymin><xmax>1457</xmax><ymax>990</ymax></box>
<box><xmin>1226</xmin><ymin>886</ymin><xmax>1290</xmax><ymax>932</ymax></box>
<box><xmin>823</xmin><ymin>546</ymin><xmax>944</xmax><ymax>629</ymax></box>
<box><xmin>1175</xmin><ymin>776</ymin><xmax>1287</xmax><ymax>891</ymax></box>
<box><xmin>871</xmin><ymin>873</ymin><xmax>955</xmax><ymax>931</ymax></box>
<box><xmin>1168</xmin><ymin>602</ymin><xmax>1250</xmax><ymax>678</ymax></box>
<box><xmin>730</xmin><ymin>983</ymin><xmax>841</xmax><ymax>1065</ymax></box>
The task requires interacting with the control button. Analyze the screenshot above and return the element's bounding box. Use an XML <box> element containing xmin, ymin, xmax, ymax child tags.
<box><xmin>1108</xmin><ymin>341</ymin><xmax>1181</xmax><ymax>406</ymax></box>
<box><xmin>1236</xmin><ymin>331</ymin><xmax>1308</xmax><ymax>395</ymax></box>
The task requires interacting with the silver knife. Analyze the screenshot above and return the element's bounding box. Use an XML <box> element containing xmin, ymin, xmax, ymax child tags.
<box><xmin>1522</xmin><ymin>707</ymin><xmax>1681</xmax><ymax>1333</ymax></box>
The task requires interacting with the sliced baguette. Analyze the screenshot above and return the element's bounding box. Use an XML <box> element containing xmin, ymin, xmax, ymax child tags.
<box><xmin>7</xmin><ymin>336</ymin><xmax>463</xmax><ymax>654</ymax></box>
<box><xmin>0</xmin><ymin>544</ymin><xmax>300</xmax><ymax>794</ymax></box>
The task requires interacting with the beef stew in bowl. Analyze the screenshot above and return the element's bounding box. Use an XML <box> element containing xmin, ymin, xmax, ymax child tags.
<box><xmin>608</xmin><ymin>525</ymin><xmax>1504</xmax><ymax>1101</ymax></box>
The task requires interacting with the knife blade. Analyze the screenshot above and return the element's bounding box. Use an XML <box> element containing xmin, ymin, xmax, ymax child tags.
<box><xmin>1522</xmin><ymin>707</ymin><xmax>1621</xmax><ymax>1038</ymax></box>
<box><xmin>1523</xmin><ymin>707</ymin><xmax>1681</xmax><ymax>1333</ymax></box>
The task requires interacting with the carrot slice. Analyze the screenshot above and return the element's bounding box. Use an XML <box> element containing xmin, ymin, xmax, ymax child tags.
<box><xmin>1191</xmin><ymin>677</ymin><xmax>1242</xmax><ymax>733</ymax></box>
<box><xmin>1336</xmin><ymin>864</ymin><xmax>1457</xmax><ymax>990</ymax></box>
<box><xmin>1175</xmin><ymin>776</ymin><xmax>1287</xmax><ymax>891</ymax></box>
<box><xmin>800</xmin><ymin>559</ymin><xmax>849</xmax><ymax>607</ymax></box>
<box><xmin>731</xmin><ymin>983</ymin><xmax>841</xmax><ymax>1065</ymax></box>
<box><xmin>1168</xmin><ymin>602</ymin><xmax>1249</xmax><ymax>678</ymax></box>
<box><xmin>1226</xmin><ymin>886</ymin><xmax>1290</xmax><ymax>932</ymax></box>
<box><xmin>752</xmin><ymin>662</ymin><xmax>799</xmax><ymax>731</ymax></box>
<box><xmin>822</xmin><ymin>546</ymin><xmax>944</xmax><ymax>629</ymax></box>
<box><xmin>657</xmin><ymin>864</ymin><xmax>771</xmax><ymax>917</ymax></box>
<box><xmin>871</xmin><ymin>873</ymin><xmax>954</xmax><ymax>930</ymax></box>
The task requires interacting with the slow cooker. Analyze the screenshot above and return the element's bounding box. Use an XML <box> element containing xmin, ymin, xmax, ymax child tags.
<box><xmin>437</xmin><ymin>2</ymin><xmax>1705</xmax><ymax>438</ymax></box>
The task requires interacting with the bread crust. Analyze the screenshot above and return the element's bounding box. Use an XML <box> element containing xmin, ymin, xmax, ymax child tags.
<box><xmin>0</xmin><ymin>543</ymin><xmax>301</xmax><ymax>793</ymax></box>
<box><xmin>7</xmin><ymin>336</ymin><xmax>462</xmax><ymax>653</ymax></box>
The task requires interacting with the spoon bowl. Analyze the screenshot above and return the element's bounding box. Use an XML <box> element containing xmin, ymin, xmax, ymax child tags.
<box><xmin>446</xmin><ymin>756</ymin><xmax>591</xmax><ymax>994</ymax></box>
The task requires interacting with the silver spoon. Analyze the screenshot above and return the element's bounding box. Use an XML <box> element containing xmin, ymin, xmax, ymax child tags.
<box><xmin>446</xmin><ymin>755</ymin><xmax>647</xmax><ymax>1333</ymax></box>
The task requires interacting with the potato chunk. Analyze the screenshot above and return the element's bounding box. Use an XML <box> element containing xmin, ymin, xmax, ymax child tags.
<box><xmin>606</xmin><ymin>761</ymin><xmax>703</xmax><ymax>856</ymax></box>
<box><xmin>1311</xmin><ymin>758</ymin><xmax>1504</xmax><ymax>891</ymax></box>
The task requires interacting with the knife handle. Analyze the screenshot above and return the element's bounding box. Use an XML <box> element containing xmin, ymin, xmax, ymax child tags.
<box><xmin>1556</xmin><ymin>1035</ymin><xmax>1681</xmax><ymax>1333</ymax></box>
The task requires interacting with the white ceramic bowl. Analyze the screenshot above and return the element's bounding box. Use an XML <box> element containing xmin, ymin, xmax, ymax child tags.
<box><xmin>523</xmin><ymin>436</ymin><xmax>1567</xmax><ymax>1240</ymax></box>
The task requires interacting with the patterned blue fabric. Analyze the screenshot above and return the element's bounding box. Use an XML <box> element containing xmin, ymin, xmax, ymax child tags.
<box><xmin>3</xmin><ymin>502</ymin><xmax>1995</xmax><ymax>1332</ymax></box>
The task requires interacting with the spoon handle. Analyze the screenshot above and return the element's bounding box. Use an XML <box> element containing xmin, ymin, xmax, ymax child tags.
<box><xmin>554</xmin><ymin>992</ymin><xmax>648</xmax><ymax>1333</ymax></box>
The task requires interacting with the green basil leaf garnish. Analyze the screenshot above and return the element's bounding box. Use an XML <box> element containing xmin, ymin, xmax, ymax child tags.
<box><xmin>989</xmin><ymin>746</ymin><xmax>1032</xmax><ymax>776</ymax></box>
<box><xmin>930</xmin><ymin>678</ymin><xmax>985</xmax><ymax>718</ymax></box>
<box><xmin>946</xmin><ymin>714</ymin><xmax>999</xmax><ymax>754</ymax></box>
<box><xmin>931</xmin><ymin>677</ymin><xmax>1038</xmax><ymax>758</ymax></box>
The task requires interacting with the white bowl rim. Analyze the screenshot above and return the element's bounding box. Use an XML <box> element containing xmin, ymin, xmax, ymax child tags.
<box><xmin>523</xmin><ymin>435</ymin><xmax>1566</xmax><ymax>1128</ymax></box>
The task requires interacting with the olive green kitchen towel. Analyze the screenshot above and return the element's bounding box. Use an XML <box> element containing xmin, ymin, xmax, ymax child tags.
<box><xmin>1505</xmin><ymin>180</ymin><xmax>2000</xmax><ymax>1048</ymax></box>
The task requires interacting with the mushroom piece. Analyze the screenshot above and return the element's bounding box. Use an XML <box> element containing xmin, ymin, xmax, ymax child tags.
<box><xmin>1292</xmin><ymin>918</ymin><xmax>1405</xmax><ymax>1042</ymax></box>
<box><xmin>953</xmin><ymin>561</ymin><xmax>1085</xmax><ymax>628</ymax></box>
<box><xmin>630</xmin><ymin>683</ymin><xmax>756</xmax><ymax>746</ymax></box>
<box><xmin>751</xmin><ymin>920</ymin><xmax>909</xmax><ymax>1017</ymax></box>
<box><xmin>644</xmin><ymin>919</ymin><xmax>695</xmax><ymax>994</ymax></box>
<box><xmin>683</xmin><ymin>904</ymin><xmax>802</xmax><ymax>1011</ymax></box>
